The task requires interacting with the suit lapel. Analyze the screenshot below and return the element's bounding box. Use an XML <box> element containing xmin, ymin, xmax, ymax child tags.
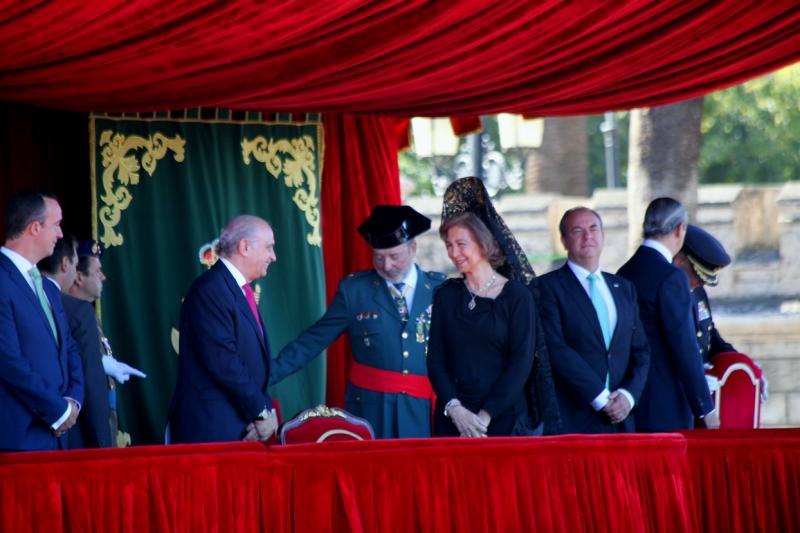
<box><xmin>0</xmin><ymin>254</ymin><xmax>59</xmax><ymax>348</ymax></box>
<box><xmin>409</xmin><ymin>266</ymin><xmax>432</xmax><ymax>320</ymax></box>
<box><xmin>605</xmin><ymin>272</ymin><xmax>626</xmax><ymax>349</ymax></box>
<box><xmin>44</xmin><ymin>280</ymin><xmax>70</xmax><ymax>380</ymax></box>
<box><xmin>216</xmin><ymin>262</ymin><xmax>267</xmax><ymax>353</ymax></box>
<box><xmin>559</xmin><ymin>265</ymin><xmax>606</xmax><ymax>348</ymax></box>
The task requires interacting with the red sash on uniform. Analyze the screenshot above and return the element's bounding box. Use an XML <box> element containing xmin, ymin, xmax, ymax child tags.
<box><xmin>349</xmin><ymin>360</ymin><xmax>434</xmax><ymax>400</ymax></box>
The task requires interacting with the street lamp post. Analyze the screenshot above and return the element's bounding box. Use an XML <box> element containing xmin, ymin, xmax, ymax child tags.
<box><xmin>600</xmin><ymin>111</ymin><xmax>619</xmax><ymax>188</ymax></box>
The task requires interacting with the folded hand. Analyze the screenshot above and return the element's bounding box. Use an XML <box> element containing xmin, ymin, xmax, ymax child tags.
<box><xmin>602</xmin><ymin>391</ymin><xmax>632</xmax><ymax>424</ymax></box>
<box><xmin>449</xmin><ymin>405</ymin><xmax>488</xmax><ymax>438</ymax></box>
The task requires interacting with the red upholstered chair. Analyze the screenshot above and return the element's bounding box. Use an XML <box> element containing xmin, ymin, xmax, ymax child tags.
<box><xmin>279</xmin><ymin>405</ymin><xmax>375</xmax><ymax>445</ymax></box>
<box><xmin>706</xmin><ymin>352</ymin><xmax>763</xmax><ymax>429</ymax></box>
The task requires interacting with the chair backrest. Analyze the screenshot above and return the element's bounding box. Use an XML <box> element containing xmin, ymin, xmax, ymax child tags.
<box><xmin>706</xmin><ymin>352</ymin><xmax>763</xmax><ymax>429</ymax></box>
<box><xmin>279</xmin><ymin>405</ymin><xmax>375</xmax><ymax>445</ymax></box>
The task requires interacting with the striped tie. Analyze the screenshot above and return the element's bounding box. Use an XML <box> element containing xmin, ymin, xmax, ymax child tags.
<box><xmin>390</xmin><ymin>282</ymin><xmax>409</xmax><ymax>323</ymax></box>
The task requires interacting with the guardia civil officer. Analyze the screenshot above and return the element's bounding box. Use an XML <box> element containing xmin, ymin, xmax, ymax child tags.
<box><xmin>270</xmin><ymin>205</ymin><xmax>446</xmax><ymax>438</ymax></box>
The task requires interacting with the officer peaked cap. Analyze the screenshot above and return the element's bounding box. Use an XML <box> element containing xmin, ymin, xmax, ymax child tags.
<box><xmin>357</xmin><ymin>205</ymin><xmax>431</xmax><ymax>249</ymax></box>
<box><xmin>682</xmin><ymin>224</ymin><xmax>730</xmax><ymax>286</ymax></box>
<box><xmin>76</xmin><ymin>239</ymin><xmax>104</xmax><ymax>258</ymax></box>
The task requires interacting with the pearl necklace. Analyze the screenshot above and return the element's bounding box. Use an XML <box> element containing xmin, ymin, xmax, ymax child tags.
<box><xmin>465</xmin><ymin>272</ymin><xmax>498</xmax><ymax>311</ymax></box>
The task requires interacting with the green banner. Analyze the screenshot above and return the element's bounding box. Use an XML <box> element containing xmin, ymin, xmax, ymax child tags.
<box><xmin>90</xmin><ymin>114</ymin><xmax>326</xmax><ymax>445</ymax></box>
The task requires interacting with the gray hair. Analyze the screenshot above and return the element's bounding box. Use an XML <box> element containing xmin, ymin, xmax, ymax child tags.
<box><xmin>558</xmin><ymin>207</ymin><xmax>603</xmax><ymax>237</ymax></box>
<box><xmin>216</xmin><ymin>215</ymin><xmax>270</xmax><ymax>258</ymax></box>
<box><xmin>643</xmin><ymin>197</ymin><xmax>688</xmax><ymax>238</ymax></box>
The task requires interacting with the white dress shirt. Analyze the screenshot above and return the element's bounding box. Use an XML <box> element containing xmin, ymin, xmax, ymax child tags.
<box><xmin>385</xmin><ymin>263</ymin><xmax>419</xmax><ymax>312</ymax></box>
<box><xmin>220</xmin><ymin>256</ymin><xmax>248</xmax><ymax>295</ymax></box>
<box><xmin>642</xmin><ymin>239</ymin><xmax>673</xmax><ymax>262</ymax></box>
<box><xmin>566</xmin><ymin>260</ymin><xmax>634</xmax><ymax>412</ymax></box>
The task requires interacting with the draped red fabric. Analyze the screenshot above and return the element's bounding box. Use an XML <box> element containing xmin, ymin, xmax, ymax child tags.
<box><xmin>321</xmin><ymin>114</ymin><xmax>402</xmax><ymax>407</ymax></box>
<box><xmin>0</xmin><ymin>1</ymin><xmax>797</xmax><ymax>116</ymax></box>
<box><xmin>0</xmin><ymin>435</ymin><xmax>699</xmax><ymax>532</ymax></box>
<box><xmin>682</xmin><ymin>429</ymin><xmax>800</xmax><ymax>533</ymax></box>
<box><xmin>450</xmin><ymin>117</ymin><xmax>483</xmax><ymax>136</ymax></box>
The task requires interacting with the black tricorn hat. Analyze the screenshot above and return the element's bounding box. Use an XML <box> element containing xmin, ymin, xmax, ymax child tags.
<box><xmin>682</xmin><ymin>224</ymin><xmax>730</xmax><ymax>286</ymax></box>
<box><xmin>357</xmin><ymin>205</ymin><xmax>431</xmax><ymax>249</ymax></box>
<box><xmin>76</xmin><ymin>239</ymin><xmax>104</xmax><ymax>258</ymax></box>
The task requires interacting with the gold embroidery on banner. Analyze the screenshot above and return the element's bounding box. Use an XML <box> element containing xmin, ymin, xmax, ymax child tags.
<box><xmin>241</xmin><ymin>135</ymin><xmax>321</xmax><ymax>247</ymax></box>
<box><xmin>97</xmin><ymin>130</ymin><xmax>186</xmax><ymax>247</ymax></box>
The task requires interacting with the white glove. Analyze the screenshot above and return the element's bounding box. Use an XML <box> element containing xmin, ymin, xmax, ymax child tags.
<box><xmin>102</xmin><ymin>355</ymin><xmax>147</xmax><ymax>384</ymax></box>
<box><xmin>705</xmin><ymin>374</ymin><xmax>720</xmax><ymax>393</ymax></box>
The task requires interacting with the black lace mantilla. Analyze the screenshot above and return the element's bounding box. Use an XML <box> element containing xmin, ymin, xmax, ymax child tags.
<box><xmin>441</xmin><ymin>176</ymin><xmax>562</xmax><ymax>435</ymax></box>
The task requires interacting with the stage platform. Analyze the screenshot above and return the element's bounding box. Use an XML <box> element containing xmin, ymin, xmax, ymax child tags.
<box><xmin>1</xmin><ymin>429</ymin><xmax>797</xmax><ymax>532</ymax></box>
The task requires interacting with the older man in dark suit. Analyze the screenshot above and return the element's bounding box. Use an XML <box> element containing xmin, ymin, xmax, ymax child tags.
<box><xmin>0</xmin><ymin>191</ymin><xmax>84</xmax><ymax>451</ymax></box>
<box><xmin>617</xmin><ymin>198</ymin><xmax>714</xmax><ymax>431</ymax></box>
<box><xmin>540</xmin><ymin>207</ymin><xmax>650</xmax><ymax>433</ymax></box>
<box><xmin>168</xmin><ymin>215</ymin><xmax>278</xmax><ymax>443</ymax></box>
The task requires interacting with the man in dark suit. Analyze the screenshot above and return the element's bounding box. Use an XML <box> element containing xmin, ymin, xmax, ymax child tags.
<box><xmin>618</xmin><ymin>198</ymin><xmax>714</xmax><ymax>431</ymax></box>
<box><xmin>168</xmin><ymin>214</ymin><xmax>278</xmax><ymax>443</ymax></box>
<box><xmin>40</xmin><ymin>238</ymin><xmax>146</xmax><ymax>448</ymax></box>
<box><xmin>540</xmin><ymin>207</ymin><xmax>650</xmax><ymax>433</ymax></box>
<box><xmin>269</xmin><ymin>205</ymin><xmax>445</xmax><ymax>438</ymax></box>
<box><xmin>0</xmin><ymin>191</ymin><xmax>84</xmax><ymax>451</ymax></box>
<box><xmin>39</xmin><ymin>235</ymin><xmax>111</xmax><ymax>448</ymax></box>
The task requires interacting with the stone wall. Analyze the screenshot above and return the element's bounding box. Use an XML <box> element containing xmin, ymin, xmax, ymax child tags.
<box><xmin>407</xmin><ymin>181</ymin><xmax>800</xmax><ymax>427</ymax></box>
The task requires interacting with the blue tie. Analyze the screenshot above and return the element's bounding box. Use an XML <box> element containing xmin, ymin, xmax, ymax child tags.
<box><xmin>587</xmin><ymin>273</ymin><xmax>611</xmax><ymax>350</ymax></box>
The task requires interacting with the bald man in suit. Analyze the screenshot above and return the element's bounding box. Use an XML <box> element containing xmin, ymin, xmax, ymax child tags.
<box><xmin>540</xmin><ymin>207</ymin><xmax>650</xmax><ymax>433</ymax></box>
<box><xmin>168</xmin><ymin>215</ymin><xmax>278</xmax><ymax>443</ymax></box>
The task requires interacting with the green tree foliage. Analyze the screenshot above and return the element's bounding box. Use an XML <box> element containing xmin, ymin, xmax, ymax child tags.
<box><xmin>700</xmin><ymin>63</ymin><xmax>800</xmax><ymax>183</ymax></box>
<box><xmin>399</xmin><ymin>148</ymin><xmax>435</xmax><ymax>195</ymax></box>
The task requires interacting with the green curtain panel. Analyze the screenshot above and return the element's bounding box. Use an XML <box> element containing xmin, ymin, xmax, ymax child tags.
<box><xmin>90</xmin><ymin>114</ymin><xmax>326</xmax><ymax>445</ymax></box>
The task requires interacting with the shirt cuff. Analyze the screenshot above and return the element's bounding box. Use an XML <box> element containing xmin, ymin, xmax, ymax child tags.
<box><xmin>590</xmin><ymin>389</ymin><xmax>611</xmax><ymax>411</ymax></box>
<box><xmin>699</xmin><ymin>408</ymin><xmax>716</xmax><ymax>419</ymax></box>
<box><xmin>51</xmin><ymin>401</ymin><xmax>72</xmax><ymax>430</ymax></box>
<box><xmin>617</xmin><ymin>388</ymin><xmax>635</xmax><ymax>409</ymax></box>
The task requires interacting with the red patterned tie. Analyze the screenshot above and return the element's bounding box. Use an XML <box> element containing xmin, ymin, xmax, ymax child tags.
<box><xmin>242</xmin><ymin>283</ymin><xmax>262</xmax><ymax>328</ymax></box>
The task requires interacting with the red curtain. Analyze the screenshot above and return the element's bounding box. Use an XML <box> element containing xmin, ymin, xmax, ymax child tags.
<box><xmin>682</xmin><ymin>429</ymin><xmax>800</xmax><ymax>533</ymax></box>
<box><xmin>320</xmin><ymin>114</ymin><xmax>402</xmax><ymax>407</ymax></box>
<box><xmin>0</xmin><ymin>434</ymin><xmax>697</xmax><ymax>532</ymax></box>
<box><xmin>0</xmin><ymin>1</ymin><xmax>797</xmax><ymax>116</ymax></box>
<box><xmin>5</xmin><ymin>430</ymin><xmax>800</xmax><ymax>531</ymax></box>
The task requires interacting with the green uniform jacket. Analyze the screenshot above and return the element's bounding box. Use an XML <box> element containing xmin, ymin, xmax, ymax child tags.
<box><xmin>270</xmin><ymin>265</ymin><xmax>446</xmax><ymax>438</ymax></box>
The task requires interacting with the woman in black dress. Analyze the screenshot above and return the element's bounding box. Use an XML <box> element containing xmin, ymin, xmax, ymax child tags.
<box><xmin>427</xmin><ymin>177</ymin><xmax>560</xmax><ymax>437</ymax></box>
<box><xmin>428</xmin><ymin>212</ymin><xmax>536</xmax><ymax>436</ymax></box>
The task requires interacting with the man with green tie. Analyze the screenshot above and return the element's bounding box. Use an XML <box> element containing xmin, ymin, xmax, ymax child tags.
<box><xmin>0</xmin><ymin>190</ymin><xmax>84</xmax><ymax>451</ymax></box>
